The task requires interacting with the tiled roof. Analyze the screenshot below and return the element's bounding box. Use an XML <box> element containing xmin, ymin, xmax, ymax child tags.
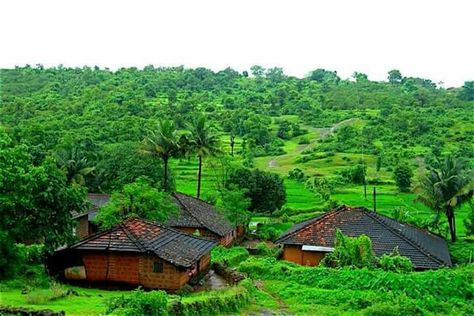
<box><xmin>71</xmin><ymin>193</ymin><xmax>111</xmax><ymax>219</ymax></box>
<box><xmin>276</xmin><ymin>206</ymin><xmax>452</xmax><ymax>269</ymax></box>
<box><xmin>166</xmin><ymin>192</ymin><xmax>234</xmax><ymax>237</ymax></box>
<box><xmin>69</xmin><ymin>218</ymin><xmax>216</xmax><ymax>268</ymax></box>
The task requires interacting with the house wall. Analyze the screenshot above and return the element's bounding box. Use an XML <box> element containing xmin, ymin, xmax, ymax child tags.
<box><xmin>282</xmin><ymin>245</ymin><xmax>326</xmax><ymax>266</ymax></box>
<box><xmin>75</xmin><ymin>216</ymin><xmax>90</xmax><ymax>239</ymax></box>
<box><xmin>81</xmin><ymin>251</ymin><xmax>211</xmax><ymax>290</ymax></box>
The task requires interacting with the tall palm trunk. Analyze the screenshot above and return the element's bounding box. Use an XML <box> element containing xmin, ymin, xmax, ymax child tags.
<box><xmin>197</xmin><ymin>155</ymin><xmax>203</xmax><ymax>198</ymax></box>
<box><xmin>447</xmin><ymin>207</ymin><xmax>456</xmax><ymax>242</ymax></box>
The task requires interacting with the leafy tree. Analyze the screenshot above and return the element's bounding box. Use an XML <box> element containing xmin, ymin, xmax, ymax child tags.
<box><xmin>459</xmin><ymin>81</ymin><xmax>474</xmax><ymax>101</ymax></box>
<box><xmin>186</xmin><ymin>114</ymin><xmax>221</xmax><ymax>198</ymax></box>
<box><xmin>141</xmin><ymin>120</ymin><xmax>181</xmax><ymax>192</ymax></box>
<box><xmin>250</xmin><ymin>65</ymin><xmax>265</xmax><ymax>78</ymax></box>
<box><xmin>94</xmin><ymin>177</ymin><xmax>178</xmax><ymax>229</ymax></box>
<box><xmin>393</xmin><ymin>164</ymin><xmax>413</xmax><ymax>192</ymax></box>
<box><xmin>415</xmin><ymin>155</ymin><xmax>473</xmax><ymax>242</ymax></box>
<box><xmin>0</xmin><ymin>132</ymin><xmax>87</xmax><ymax>251</ymax></box>
<box><xmin>94</xmin><ymin>141</ymin><xmax>166</xmax><ymax>192</ymax></box>
<box><xmin>308</xmin><ymin>69</ymin><xmax>340</xmax><ymax>83</ymax></box>
<box><xmin>227</xmin><ymin>168</ymin><xmax>286</xmax><ymax>214</ymax></box>
<box><xmin>216</xmin><ymin>186</ymin><xmax>251</xmax><ymax>226</ymax></box>
<box><xmin>388</xmin><ymin>69</ymin><xmax>403</xmax><ymax>84</ymax></box>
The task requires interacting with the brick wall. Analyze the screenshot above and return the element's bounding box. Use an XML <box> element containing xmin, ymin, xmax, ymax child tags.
<box><xmin>139</xmin><ymin>254</ymin><xmax>189</xmax><ymax>290</ymax></box>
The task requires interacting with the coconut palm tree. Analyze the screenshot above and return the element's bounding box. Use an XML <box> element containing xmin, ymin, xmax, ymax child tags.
<box><xmin>187</xmin><ymin>114</ymin><xmax>221</xmax><ymax>198</ymax></box>
<box><xmin>141</xmin><ymin>120</ymin><xmax>180</xmax><ymax>192</ymax></box>
<box><xmin>54</xmin><ymin>148</ymin><xmax>95</xmax><ymax>186</ymax></box>
<box><xmin>415</xmin><ymin>155</ymin><xmax>473</xmax><ymax>242</ymax></box>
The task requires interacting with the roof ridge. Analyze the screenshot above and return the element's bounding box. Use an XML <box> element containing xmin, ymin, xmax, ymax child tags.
<box><xmin>364</xmin><ymin>210</ymin><xmax>444</xmax><ymax>265</ymax></box>
<box><xmin>277</xmin><ymin>205</ymin><xmax>348</xmax><ymax>243</ymax></box>
<box><xmin>120</xmin><ymin>221</ymin><xmax>148</xmax><ymax>252</ymax></box>
<box><xmin>172</xmin><ymin>193</ymin><xmax>209</xmax><ymax>230</ymax></box>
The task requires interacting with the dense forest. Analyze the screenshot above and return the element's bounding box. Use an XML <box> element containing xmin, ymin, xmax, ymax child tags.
<box><xmin>1</xmin><ymin>65</ymin><xmax>473</xmax><ymax>191</ymax></box>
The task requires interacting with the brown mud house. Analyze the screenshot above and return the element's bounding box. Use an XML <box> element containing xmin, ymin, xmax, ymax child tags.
<box><xmin>51</xmin><ymin>218</ymin><xmax>216</xmax><ymax>290</ymax></box>
<box><xmin>276</xmin><ymin>205</ymin><xmax>452</xmax><ymax>269</ymax></box>
<box><xmin>73</xmin><ymin>192</ymin><xmax>238</xmax><ymax>246</ymax></box>
<box><xmin>72</xmin><ymin>194</ymin><xmax>110</xmax><ymax>239</ymax></box>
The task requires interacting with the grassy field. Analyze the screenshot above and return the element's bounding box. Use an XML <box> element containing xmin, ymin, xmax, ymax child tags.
<box><xmin>0</xmin><ymin>285</ymin><xmax>129</xmax><ymax>315</ymax></box>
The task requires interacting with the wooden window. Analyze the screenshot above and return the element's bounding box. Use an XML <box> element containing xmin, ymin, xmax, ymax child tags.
<box><xmin>153</xmin><ymin>261</ymin><xmax>163</xmax><ymax>273</ymax></box>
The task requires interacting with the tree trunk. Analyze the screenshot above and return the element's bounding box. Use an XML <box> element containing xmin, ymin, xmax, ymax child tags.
<box><xmin>447</xmin><ymin>207</ymin><xmax>456</xmax><ymax>242</ymax></box>
<box><xmin>163</xmin><ymin>157</ymin><xmax>169</xmax><ymax>192</ymax></box>
<box><xmin>197</xmin><ymin>155</ymin><xmax>202</xmax><ymax>199</ymax></box>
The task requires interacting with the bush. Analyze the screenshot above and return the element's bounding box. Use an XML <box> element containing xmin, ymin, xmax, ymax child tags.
<box><xmin>377</xmin><ymin>248</ymin><xmax>413</xmax><ymax>272</ymax></box>
<box><xmin>106</xmin><ymin>288</ymin><xmax>168</xmax><ymax>316</ymax></box>
<box><xmin>339</xmin><ymin>164</ymin><xmax>366</xmax><ymax>184</ymax></box>
<box><xmin>255</xmin><ymin>242</ymin><xmax>282</xmax><ymax>258</ymax></box>
<box><xmin>287</xmin><ymin>168</ymin><xmax>307</xmax><ymax>182</ymax></box>
<box><xmin>211</xmin><ymin>246</ymin><xmax>249</xmax><ymax>267</ymax></box>
<box><xmin>170</xmin><ymin>280</ymin><xmax>255</xmax><ymax>316</ymax></box>
<box><xmin>238</xmin><ymin>257</ymin><xmax>474</xmax><ymax>305</ymax></box>
<box><xmin>321</xmin><ymin>230</ymin><xmax>375</xmax><ymax>268</ymax></box>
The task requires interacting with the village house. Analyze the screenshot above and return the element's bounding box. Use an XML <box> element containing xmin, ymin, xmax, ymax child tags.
<box><xmin>166</xmin><ymin>192</ymin><xmax>237</xmax><ymax>246</ymax></box>
<box><xmin>72</xmin><ymin>193</ymin><xmax>110</xmax><ymax>239</ymax></box>
<box><xmin>51</xmin><ymin>218</ymin><xmax>216</xmax><ymax>290</ymax></box>
<box><xmin>73</xmin><ymin>192</ymin><xmax>238</xmax><ymax>246</ymax></box>
<box><xmin>276</xmin><ymin>205</ymin><xmax>452</xmax><ymax>269</ymax></box>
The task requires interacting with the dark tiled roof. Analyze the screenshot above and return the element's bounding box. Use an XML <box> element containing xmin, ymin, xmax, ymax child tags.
<box><xmin>69</xmin><ymin>218</ymin><xmax>216</xmax><ymax>268</ymax></box>
<box><xmin>166</xmin><ymin>192</ymin><xmax>234</xmax><ymax>237</ymax></box>
<box><xmin>276</xmin><ymin>206</ymin><xmax>452</xmax><ymax>269</ymax></box>
<box><xmin>72</xmin><ymin>193</ymin><xmax>111</xmax><ymax>219</ymax></box>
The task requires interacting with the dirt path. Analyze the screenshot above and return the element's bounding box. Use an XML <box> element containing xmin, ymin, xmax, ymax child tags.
<box><xmin>267</xmin><ymin>118</ymin><xmax>356</xmax><ymax>168</ymax></box>
<box><xmin>247</xmin><ymin>281</ymin><xmax>292</xmax><ymax>316</ymax></box>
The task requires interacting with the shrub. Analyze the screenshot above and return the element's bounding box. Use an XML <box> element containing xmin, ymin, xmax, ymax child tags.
<box><xmin>255</xmin><ymin>242</ymin><xmax>282</xmax><ymax>258</ymax></box>
<box><xmin>377</xmin><ymin>248</ymin><xmax>413</xmax><ymax>273</ymax></box>
<box><xmin>288</xmin><ymin>168</ymin><xmax>307</xmax><ymax>182</ymax></box>
<box><xmin>321</xmin><ymin>230</ymin><xmax>375</xmax><ymax>268</ymax></box>
<box><xmin>339</xmin><ymin>164</ymin><xmax>366</xmax><ymax>184</ymax></box>
<box><xmin>211</xmin><ymin>246</ymin><xmax>249</xmax><ymax>267</ymax></box>
<box><xmin>393</xmin><ymin>164</ymin><xmax>413</xmax><ymax>192</ymax></box>
<box><xmin>298</xmin><ymin>137</ymin><xmax>310</xmax><ymax>144</ymax></box>
<box><xmin>238</xmin><ymin>257</ymin><xmax>474</xmax><ymax>305</ymax></box>
<box><xmin>106</xmin><ymin>288</ymin><xmax>168</xmax><ymax>316</ymax></box>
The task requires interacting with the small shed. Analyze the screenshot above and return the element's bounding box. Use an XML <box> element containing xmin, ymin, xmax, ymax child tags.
<box><xmin>276</xmin><ymin>206</ymin><xmax>452</xmax><ymax>269</ymax></box>
<box><xmin>71</xmin><ymin>193</ymin><xmax>110</xmax><ymax>238</ymax></box>
<box><xmin>52</xmin><ymin>218</ymin><xmax>216</xmax><ymax>290</ymax></box>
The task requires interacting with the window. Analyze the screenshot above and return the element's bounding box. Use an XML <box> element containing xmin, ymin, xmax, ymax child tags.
<box><xmin>153</xmin><ymin>261</ymin><xmax>163</xmax><ymax>273</ymax></box>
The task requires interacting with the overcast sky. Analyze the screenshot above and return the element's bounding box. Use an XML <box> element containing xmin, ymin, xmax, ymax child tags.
<box><xmin>1</xmin><ymin>0</ymin><xmax>472</xmax><ymax>87</ymax></box>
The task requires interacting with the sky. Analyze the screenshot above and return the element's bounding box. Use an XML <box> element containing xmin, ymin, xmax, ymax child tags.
<box><xmin>1</xmin><ymin>0</ymin><xmax>473</xmax><ymax>87</ymax></box>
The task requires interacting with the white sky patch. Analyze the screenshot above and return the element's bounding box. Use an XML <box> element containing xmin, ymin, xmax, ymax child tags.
<box><xmin>0</xmin><ymin>0</ymin><xmax>472</xmax><ymax>87</ymax></box>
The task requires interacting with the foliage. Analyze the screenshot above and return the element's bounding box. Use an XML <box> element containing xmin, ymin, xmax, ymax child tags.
<box><xmin>415</xmin><ymin>155</ymin><xmax>474</xmax><ymax>241</ymax></box>
<box><xmin>94</xmin><ymin>177</ymin><xmax>178</xmax><ymax>229</ymax></box>
<box><xmin>169</xmin><ymin>280</ymin><xmax>255</xmax><ymax>316</ymax></box>
<box><xmin>310</xmin><ymin>176</ymin><xmax>333</xmax><ymax>201</ymax></box>
<box><xmin>184</xmin><ymin>113</ymin><xmax>221</xmax><ymax>198</ymax></box>
<box><xmin>339</xmin><ymin>164</ymin><xmax>367</xmax><ymax>184</ymax></box>
<box><xmin>0</xmin><ymin>132</ymin><xmax>87</xmax><ymax>252</ymax></box>
<box><xmin>287</xmin><ymin>168</ymin><xmax>307</xmax><ymax>182</ymax></box>
<box><xmin>377</xmin><ymin>248</ymin><xmax>413</xmax><ymax>272</ymax></box>
<box><xmin>227</xmin><ymin>168</ymin><xmax>286</xmax><ymax>214</ymax></box>
<box><xmin>105</xmin><ymin>288</ymin><xmax>168</xmax><ymax>316</ymax></box>
<box><xmin>238</xmin><ymin>257</ymin><xmax>474</xmax><ymax>304</ymax></box>
<box><xmin>215</xmin><ymin>186</ymin><xmax>251</xmax><ymax>226</ymax></box>
<box><xmin>393</xmin><ymin>164</ymin><xmax>413</xmax><ymax>192</ymax></box>
<box><xmin>463</xmin><ymin>200</ymin><xmax>474</xmax><ymax>236</ymax></box>
<box><xmin>211</xmin><ymin>246</ymin><xmax>249</xmax><ymax>267</ymax></box>
<box><xmin>255</xmin><ymin>242</ymin><xmax>282</xmax><ymax>258</ymax></box>
<box><xmin>141</xmin><ymin>120</ymin><xmax>181</xmax><ymax>192</ymax></box>
<box><xmin>321</xmin><ymin>229</ymin><xmax>375</xmax><ymax>268</ymax></box>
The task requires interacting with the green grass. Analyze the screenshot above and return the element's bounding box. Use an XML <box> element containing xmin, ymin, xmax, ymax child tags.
<box><xmin>0</xmin><ymin>285</ymin><xmax>130</xmax><ymax>315</ymax></box>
